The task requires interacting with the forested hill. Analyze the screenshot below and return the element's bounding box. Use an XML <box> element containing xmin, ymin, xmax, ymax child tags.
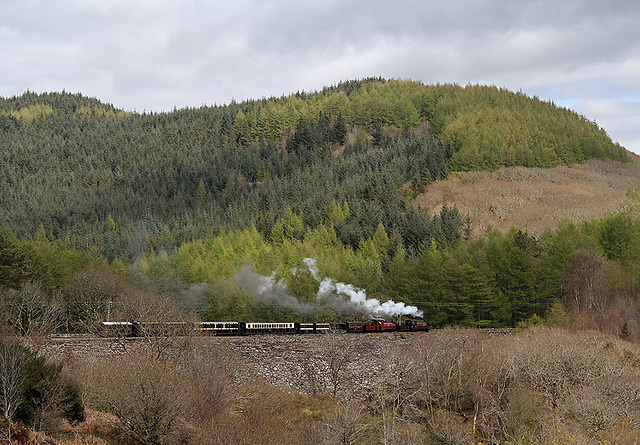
<box><xmin>0</xmin><ymin>79</ymin><xmax>628</xmax><ymax>260</ymax></box>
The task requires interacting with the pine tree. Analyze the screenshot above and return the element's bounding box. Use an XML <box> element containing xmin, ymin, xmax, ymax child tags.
<box><xmin>0</xmin><ymin>227</ymin><xmax>31</xmax><ymax>289</ymax></box>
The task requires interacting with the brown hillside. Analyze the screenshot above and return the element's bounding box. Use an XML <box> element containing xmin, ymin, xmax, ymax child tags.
<box><xmin>415</xmin><ymin>153</ymin><xmax>640</xmax><ymax>236</ymax></box>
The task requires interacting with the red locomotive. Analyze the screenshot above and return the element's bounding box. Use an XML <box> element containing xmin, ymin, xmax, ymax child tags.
<box><xmin>398</xmin><ymin>319</ymin><xmax>429</xmax><ymax>332</ymax></box>
<box><xmin>332</xmin><ymin>319</ymin><xmax>429</xmax><ymax>333</ymax></box>
<box><xmin>364</xmin><ymin>318</ymin><xmax>397</xmax><ymax>332</ymax></box>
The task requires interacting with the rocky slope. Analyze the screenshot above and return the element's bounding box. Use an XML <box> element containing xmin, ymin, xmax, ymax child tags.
<box><xmin>42</xmin><ymin>331</ymin><xmax>511</xmax><ymax>396</ymax></box>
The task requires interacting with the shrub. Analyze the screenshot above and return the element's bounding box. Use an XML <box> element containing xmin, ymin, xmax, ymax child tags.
<box><xmin>0</xmin><ymin>338</ymin><xmax>84</xmax><ymax>432</ymax></box>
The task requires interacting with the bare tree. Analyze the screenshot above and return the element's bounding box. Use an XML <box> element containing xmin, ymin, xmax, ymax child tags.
<box><xmin>59</xmin><ymin>269</ymin><xmax>126</xmax><ymax>334</ymax></box>
<box><xmin>176</xmin><ymin>342</ymin><xmax>233</xmax><ymax>422</ymax></box>
<box><xmin>366</xmin><ymin>341</ymin><xmax>426</xmax><ymax>445</ymax></box>
<box><xmin>2</xmin><ymin>283</ymin><xmax>63</xmax><ymax>336</ymax></box>
<box><xmin>0</xmin><ymin>339</ymin><xmax>27</xmax><ymax>420</ymax></box>
<box><xmin>82</xmin><ymin>339</ymin><xmax>236</xmax><ymax>444</ymax></box>
<box><xmin>85</xmin><ymin>345</ymin><xmax>193</xmax><ymax>445</ymax></box>
<box><xmin>323</xmin><ymin>402</ymin><xmax>369</xmax><ymax>445</ymax></box>
<box><xmin>563</xmin><ymin>250</ymin><xmax>604</xmax><ymax>314</ymax></box>
<box><xmin>323</xmin><ymin>335</ymin><xmax>356</xmax><ymax>399</ymax></box>
<box><xmin>410</xmin><ymin>329</ymin><xmax>514</xmax><ymax>443</ymax></box>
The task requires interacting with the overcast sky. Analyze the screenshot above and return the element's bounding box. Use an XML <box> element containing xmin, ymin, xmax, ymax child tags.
<box><xmin>2</xmin><ymin>0</ymin><xmax>639</xmax><ymax>153</ymax></box>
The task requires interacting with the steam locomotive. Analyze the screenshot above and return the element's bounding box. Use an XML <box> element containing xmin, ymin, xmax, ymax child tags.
<box><xmin>98</xmin><ymin>318</ymin><xmax>428</xmax><ymax>337</ymax></box>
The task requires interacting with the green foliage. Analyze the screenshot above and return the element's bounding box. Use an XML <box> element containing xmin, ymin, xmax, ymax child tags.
<box><xmin>9</xmin><ymin>205</ymin><xmax>640</xmax><ymax>330</ymax></box>
<box><xmin>270</xmin><ymin>208</ymin><xmax>304</xmax><ymax>243</ymax></box>
<box><xmin>0</xmin><ymin>227</ymin><xmax>31</xmax><ymax>289</ymax></box>
<box><xmin>430</xmin><ymin>84</ymin><xmax>628</xmax><ymax>170</ymax></box>
<box><xmin>597</xmin><ymin>212</ymin><xmax>636</xmax><ymax>260</ymax></box>
<box><xmin>544</xmin><ymin>300</ymin><xmax>569</xmax><ymax>327</ymax></box>
<box><xmin>0</xmin><ymin>81</ymin><xmax>633</xmax><ymax>330</ymax></box>
<box><xmin>371</xmin><ymin>222</ymin><xmax>390</xmax><ymax>256</ymax></box>
<box><xmin>7</xmin><ymin>103</ymin><xmax>54</xmax><ymax>124</ymax></box>
<box><xmin>327</xmin><ymin>201</ymin><xmax>350</xmax><ymax>224</ymax></box>
<box><xmin>0</xmin><ymin>81</ymin><xmax>625</xmax><ymax>262</ymax></box>
<box><xmin>0</xmin><ymin>338</ymin><xmax>85</xmax><ymax>426</ymax></box>
<box><xmin>485</xmin><ymin>229</ymin><xmax>539</xmax><ymax>325</ymax></box>
<box><xmin>18</xmin><ymin>354</ymin><xmax>85</xmax><ymax>425</ymax></box>
<box><xmin>0</xmin><ymin>226</ymin><xmax>105</xmax><ymax>293</ymax></box>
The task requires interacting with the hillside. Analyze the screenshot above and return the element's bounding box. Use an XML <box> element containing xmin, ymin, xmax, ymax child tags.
<box><xmin>41</xmin><ymin>328</ymin><xmax>640</xmax><ymax>444</ymax></box>
<box><xmin>0</xmin><ymin>79</ymin><xmax>629</xmax><ymax>261</ymax></box>
<box><xmin>5</xmin><ymin>81</ymin><xmax>640</xmax><ymax>445</ymax></box>
<box><xmin>417</xmin><ymin>155</ymin><xmax>640</xmax><ymax>236</ymax></box>
<box><xmin>3</xmin><ymin>78</ymin><xmax>640</xmax><ymax>333</ymax></box>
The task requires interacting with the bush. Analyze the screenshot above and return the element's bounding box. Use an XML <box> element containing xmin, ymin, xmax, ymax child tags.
<box><xmin>0</xmin><ymin>338</ymin><xmax>84</xmax><ymax>432</ymax></box>
<box><xmin>82</xmin><ymin>340</ymin><xmax>236</xmax><ymax>445</ymax></box>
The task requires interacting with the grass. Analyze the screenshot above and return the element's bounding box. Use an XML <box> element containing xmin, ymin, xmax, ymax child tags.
<box><xmin>416</xmin><ymin>155</ymin><xmax>640</xmax><ymax>236</ymax></box>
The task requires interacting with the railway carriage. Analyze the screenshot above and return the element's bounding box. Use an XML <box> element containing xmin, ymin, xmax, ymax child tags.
<box><xmin>135</xmin><ymin>321</ymin><xmax>192</xmax><ymax>337</ymax></box>
<box><xmin>334</xmin><ymin>321</ymin><xmax>364</xmax><ymax>333</ymax></box>
<box><xmin>296</xmin><ymin>322</ymin><xmax>316</xmax><ymax>334</ymax></box>
<box><xmin>398</xmin><ymin>319</ymin><xmax>429</xmax><ymax>332</ymax></box>
<box><xmin>199</xmin><ymin>321</ymin><xmax>241</xmax><ymax>335</ymax></box>
<box><xmin>314</xmin><ymin>322</ymin><xmax>331</xmax><ymax>333</ymax></box>
<box><xmin>295</xmin><ymin>322</ymin><xmax>332</xmax><ymax>334</ymax></box>
<box><xmin>98</xmin><ymin>321</ymin><xmax>133</xmax><ymax>337</ymax></box>
<box><xmin>241</xmin><ymin>322</ymin><xmax>296</xmax><ymax>335</ymax></box>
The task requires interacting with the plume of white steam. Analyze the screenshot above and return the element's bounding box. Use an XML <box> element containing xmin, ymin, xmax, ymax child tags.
<box><xmin>302</xmin><ymin>258</ymin><xmax>423</xmax><ymax>318</ymax></box>
<box><xmin>233</xmin><ymin>258</ymin><xmax>423</xmax><ymax>318</ymax></box>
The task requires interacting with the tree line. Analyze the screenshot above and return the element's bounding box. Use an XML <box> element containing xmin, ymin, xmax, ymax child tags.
<box><xmin>3</xmin><ymin>208</ymin><xmax>640</xmax><ymax>335</ymax></box>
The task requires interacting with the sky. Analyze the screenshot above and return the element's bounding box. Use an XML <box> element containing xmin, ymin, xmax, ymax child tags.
<box><xmin>1</xmin><ymin>0</ymin><xmax>639</xmax><ymax>153</ymax></box>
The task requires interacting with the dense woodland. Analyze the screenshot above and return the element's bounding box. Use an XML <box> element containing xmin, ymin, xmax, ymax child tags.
<box><xmin>0</xmin><ymin>79</ymin><xmax>626</xmax><ymax>260</ymax></box>
<box><xmin>3</xmin><ymin>78</ymin><xmax>640</xmax><ymax>444</ymax></box>
<box><xmin>0</xmin><ymin>78</ymin><xmax>635</xmax><ymax>332</ymax></box>
<box><xmin>3</xmin><ymin>211</ymin><xmax>640</xmax><ymax>335</ymax></box>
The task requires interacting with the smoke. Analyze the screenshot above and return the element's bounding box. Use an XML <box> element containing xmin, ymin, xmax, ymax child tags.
<box><xmin>180</xmin><ymin>282</ymin><xmax>211</xmax><ymax>311</ymax></box>
<box><xmin>234</xmin><ymin>265</ymin><xmax>318</xmax><ymax>314</ymax></box>
<box><xmin>233</xmin><ymin>258</ymin><xmax>423</xmax><ymax>319</ymax></box>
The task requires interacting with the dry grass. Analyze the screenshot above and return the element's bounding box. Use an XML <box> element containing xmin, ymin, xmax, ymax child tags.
<box><xmin>415</xmin><ymin>154</ymin><xmax>640</xmax><ymax>236</ymax></box>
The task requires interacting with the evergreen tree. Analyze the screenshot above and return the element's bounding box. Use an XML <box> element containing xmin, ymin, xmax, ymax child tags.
<box><xmin>0</xmin><ymin>227</ymin><xmax>31</xmax><ymax>289</ymax></box>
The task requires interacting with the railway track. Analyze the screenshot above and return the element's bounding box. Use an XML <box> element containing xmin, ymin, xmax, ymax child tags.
<box><xmin>45</xmin><ymin>327</ymin><xmax>513</xmax><ymax>342</ymax></box>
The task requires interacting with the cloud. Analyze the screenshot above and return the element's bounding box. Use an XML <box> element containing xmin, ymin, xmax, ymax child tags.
<box><xmin>1</xmin><ymin>0</ymin><xmax>639</xmax><ymax>152</ymax></box>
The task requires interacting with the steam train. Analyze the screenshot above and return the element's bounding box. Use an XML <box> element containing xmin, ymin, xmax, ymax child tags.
<box><xmin>98</xmin><ymin>319</ymin><xmax>428</xmax><ymax>337</ymax></box>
